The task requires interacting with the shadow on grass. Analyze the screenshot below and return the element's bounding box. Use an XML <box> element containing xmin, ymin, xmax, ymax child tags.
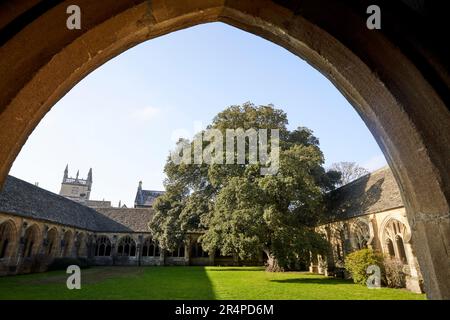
<box><xmin>270</xmin><ymin>277</ymin><xmax>353</xmax><ymax>285</ymax></box>
<box><xmin>207</xmin><ymin>267</ymin><xmax>264</xmax><ymax>272</ymax></box>
<box><xmin>0</xmin><ymin>266</ymin><xmax>218</xmax><ymax>300</ymax></box>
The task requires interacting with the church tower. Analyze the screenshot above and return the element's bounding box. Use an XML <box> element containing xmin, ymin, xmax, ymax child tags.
<box><xmin>59</xmin><ymin>165</ymin><xmax>93</xmax><ymax>204</ymax></box>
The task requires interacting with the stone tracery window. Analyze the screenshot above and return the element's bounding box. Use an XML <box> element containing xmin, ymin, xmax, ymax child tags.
<box><xmin>95</xmin><ymin>235</ymin><xmax>112</xmax><ymax>257</ymax></box>
<box><xmin>117</xmin><ymin>236</ymin><xmax>136</xmax><ymax>257</ymax></box>
<box><xmin>383</xmin><ymin>218</ymin><xmax>409</xmax><ymax>265</ymax></box>
<box><xmin>386</xmin><ymin>238</ymin><xmax>395</xmax><ymax>258</ymax></box>
<box><xmin>396</xmin><ymin>235</ymin><xmax>408</xmax><ymax>264</ymax></box>
<box><xmin>0</xmin><ymin>221</ymin><xmax>16</xmax><ymax>259</ymax></box>
<box><xmin>142</xmin><ymin>237</ymin><xmax>160</xmax><ymax>257</ymax></box>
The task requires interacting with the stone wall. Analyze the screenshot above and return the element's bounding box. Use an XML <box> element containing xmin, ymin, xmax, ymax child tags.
<box><xmin>0</xmin><ymin>212</ymin><xmax>240</xmax><ymax>275</ymax></box>
<box><xmin>314</xmin><ymin>207</ymin><xmax>424</xmax><ymax>293</ymax></box>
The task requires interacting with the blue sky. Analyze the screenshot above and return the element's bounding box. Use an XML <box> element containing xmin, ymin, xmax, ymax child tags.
<box><xmin>10</xmin><ymin>22</ymin><xmax>386</xmax><ymax>207</ymax></box>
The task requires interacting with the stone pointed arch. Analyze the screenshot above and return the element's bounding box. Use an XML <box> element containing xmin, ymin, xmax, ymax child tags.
<box><xmin>45</xmin><ymin>227</ymin><xmax>60</xmax><ymax>257</ymax></box>
<box><xmin>22</xmin><ymin>224</ymin><xmax>41</xmax><ymax>258</ymax></box>
<box><xmin>117</xmin><ymin>235</ymin><xmax>137</xmax><ymax>257</ymax></box>
<box><xmin>380</xmin><ymin>216</ymin><xmax>412</xmax><ymax>245</ymax></box>
<box><xmin>0</xmin><ymin>219</ymin><xmax>18</xmax><ymax>259</ymax></box>
<box><xmin>0</xmin><ymin>0</ymin><xmax>448</xmax><ymax>298</ymax></box>
<box><xmin>62</xmin><ymin>229</ymin><xmax>74</xmax><ymax>257</ymax></box>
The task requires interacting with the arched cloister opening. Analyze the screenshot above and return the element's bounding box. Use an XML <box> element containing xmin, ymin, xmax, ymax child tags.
<box><xmin>117</xmin><ymin>236</ymin><xmax>136</xmax><ymax>257</ymax></box>
<box><xmin>22</xmin><ymin>225</ymin><xmax>40</xmax><ymax>258</ymax></box>
<box><xmin>0</xmin><ymin>0</ymin><xmax>448</xmax><ymax>298</ymax></box>
<box><xmin>95</xmin><ymin>236</ymin><xmax>112</xmax><ymax>257</ymax></box>
<box><xmin>0</xmin><ymin>220</ymin><xmax>17</xmax><ymax>259</ymax></box>
<box><xmin>45</xmin><ymin>228</ymin><xmax>59</xmax><ymax>257</ymax></box>
<box><xmin>62</xmin><ymin>230</ymin><xmax>73</xmax><ymax>257</ymax></box>
<box><xmin>142</xmin><ymin>237</ymin><xmax>160</xmax><ymax>257</ymax></box>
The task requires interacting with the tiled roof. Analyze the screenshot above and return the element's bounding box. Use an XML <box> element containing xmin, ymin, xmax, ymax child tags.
<box><xmin>86</xmin><ymin>200</ymin><xmax>112</xmax><ymax>208</ymax></box>
<box><xmin>0</xmin><ymin>176</ymin><xmax>130</xmax><ymax>232</ymax></box>
<box><xmin>325</xmin><ymin>166</ymin><xmax>404</xmax><ymax>221</ymax></box>
<box><xmin>94</xmin><ymin>208</ymin><xmax>154</xmax><ymax>232</ymax></box>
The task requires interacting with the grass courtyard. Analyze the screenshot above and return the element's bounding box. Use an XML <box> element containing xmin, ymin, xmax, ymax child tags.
<box><xmin>0</xmin><ymin>266</ymin><xmax>425</xmax><ymax>300</ymax></box>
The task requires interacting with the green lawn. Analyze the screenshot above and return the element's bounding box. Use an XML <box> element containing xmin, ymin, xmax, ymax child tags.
<box><xmin>0</xmin><ymin>266</ymin><xmax>425</xmax><ymax>300</ymax></box>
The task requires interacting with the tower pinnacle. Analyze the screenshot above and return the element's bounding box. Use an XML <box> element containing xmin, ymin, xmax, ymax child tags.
<box><xmin>63</xmin><ymin>164</ymin><xmax>69</xmax><ymax>182</ymax></box>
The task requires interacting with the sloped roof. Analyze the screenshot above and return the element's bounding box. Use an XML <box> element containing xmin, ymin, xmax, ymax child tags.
<box><xmin>135</xmin><ymin>189</ymin><xmax>164</xmax><ymax>207</ymax></box>
<box><xmin>326</xmin><ymin>166</ymin><xmax>404</xmax><ymax>221</ymax></box>
<box><xmin>94</xmin><ymin>208</ymin><xmax>154</xmax><ymax>232</ymax></box>
<box><xmin>86</xmin><ymin>200</ymin><xmax>112</xmax><ymax>208</ymax></box>
<box><xmin>0</xmin><ymin>176</ymin><xmax>130</xmax><ymax>232</ymax></box>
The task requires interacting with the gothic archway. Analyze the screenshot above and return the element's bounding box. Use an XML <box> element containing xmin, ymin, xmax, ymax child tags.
<box><xmin>381</xmin><ymin>218</ymin><xmax>410</xmax><ymax>265</ymax></box>
<box><xmin>62</xmin><ymin>230</ymin><xmax>73</xmax><ymax>257</ymax></box>
<box><xmin>0</xmin><ymin>220</ymin><xmax>18</xmax><ymax>259</ymax></box>
<box><xmin>46</xmin><ymin>228</ymin><xmax>60</xmax><ymax>257</ymax></box>
<box><xmin>142</xmin><ymin>237</ymin><xmax>160</xmax><ymax>257</ymax></box>
<box><xmin>22</xmin><ymin>224</ymin><xmax>40</xmax><ymax>258</ymax></box>
<box><xmin>0</xmin><ymin>0</ymin><xmax>448</xmax><ymax>298</ymax></box>
<box><xmin>117</xmin><ymin>236</ymin><xmax>137</xmax><ymax>257</ymax></box>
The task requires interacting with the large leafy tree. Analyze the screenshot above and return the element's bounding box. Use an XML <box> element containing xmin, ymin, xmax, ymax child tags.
<box><xmin>149</xmin><ymin>102</ymin><xmax>340</xmax><ymax>270</ymax></box>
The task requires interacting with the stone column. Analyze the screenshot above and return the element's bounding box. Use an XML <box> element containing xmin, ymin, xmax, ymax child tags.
<box><xmin>15</xmin><ymin>221</ymin><xmax>27</xmax><ymax>267</ymax></box>
<box><xmin>159</xmin><ymin>250</ymin><xmax>165</xmax><ymax>266</ymax></box>
<box><xmin>367</xmin><ymin>216</ymin><xmax>376</xmax><ymax>250</ymax></box>
<box><xmin>39</xmin><ymin>225</ymin><xmax>49</xmax><ymax>256</ymax></box>
<box><xmin>136</xmin><ymin>235</ymin><xmax>143</xmax><ymax>266</ymax></box>
<box><xmin>71</xmin><ymin>232</ymin><xmax>79</xmax><ymax>258</ymax></box>
<box><xmin>184</xmin><ymin>241</ymin><xmax>190</xmax><ymax>266</ymax></box>
<box><xmin>111</xmin><ymin>235</ymin><xmax>118</xmax><ymax>266</ymax></box>
<box><xmin>407</xmin><ymin>211</ymin><xmax>450</xmax><ymax>299</ymax></box>
<box><xmin>208</xmin><ymin>251</ymin><xmax>215</xmax><ymax>266</ymax></box>
<box><xmin>403</xmin><ymin>241</ymin><xmax>422</xmax><ymax>293</ymax></box>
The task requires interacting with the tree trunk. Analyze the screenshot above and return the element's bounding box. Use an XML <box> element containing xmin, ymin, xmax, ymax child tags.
<box><xmin>264</xmin><ymin>249</ymin><xmax>283</xmax><ymax>272</ymax></box>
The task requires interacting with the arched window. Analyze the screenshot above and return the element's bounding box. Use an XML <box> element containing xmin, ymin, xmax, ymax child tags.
<box><xmin>191</xmin><ymin>242</ymin><xmax>208</xmax><ymax>258</ymax></box>
<box><xmin>386</xmin><ymin>238</ymin><xmax>395</xmax><ymax>258</ymax></box>
<box><xmin>62</xmin><ymin>230</ymin><xmax>73</xmax><ymax>257</ymax></box>
<box><xmin>46</xmin><ymin>228</ymin><xmax>59</xmax><ymax>257</ymax></box>
<box><xmin>383</xmin><ymin>218</ymin><xmax>410</xmax><ymax>264</ymax></box>
<box><xmin>0</xmin><ymin>221</ymin><xmax>16</xmax><ymax>259</ymax></box>
<box><xmin>95</xmin><ymin>236</ymin><xmax>112</xmax><ymax>257</ymax></box>
<box><xmin>117</xmin><ymin>236</ymin><xmax>136</xmax><ymax>257</ymax></box>
<box><xmin>396</xmin><ymin>235</ymin><xmax>408</xmax><ymax>264</ymax></box>
<box><xmin>142</xmin><ymin>237</ymin><xmax>160</xmax><ymax>257</ymax></box>
<box><xmin>22</xmin><ymin>225</ymin><xmax>39</xmax><ymax>258</ymax></box>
